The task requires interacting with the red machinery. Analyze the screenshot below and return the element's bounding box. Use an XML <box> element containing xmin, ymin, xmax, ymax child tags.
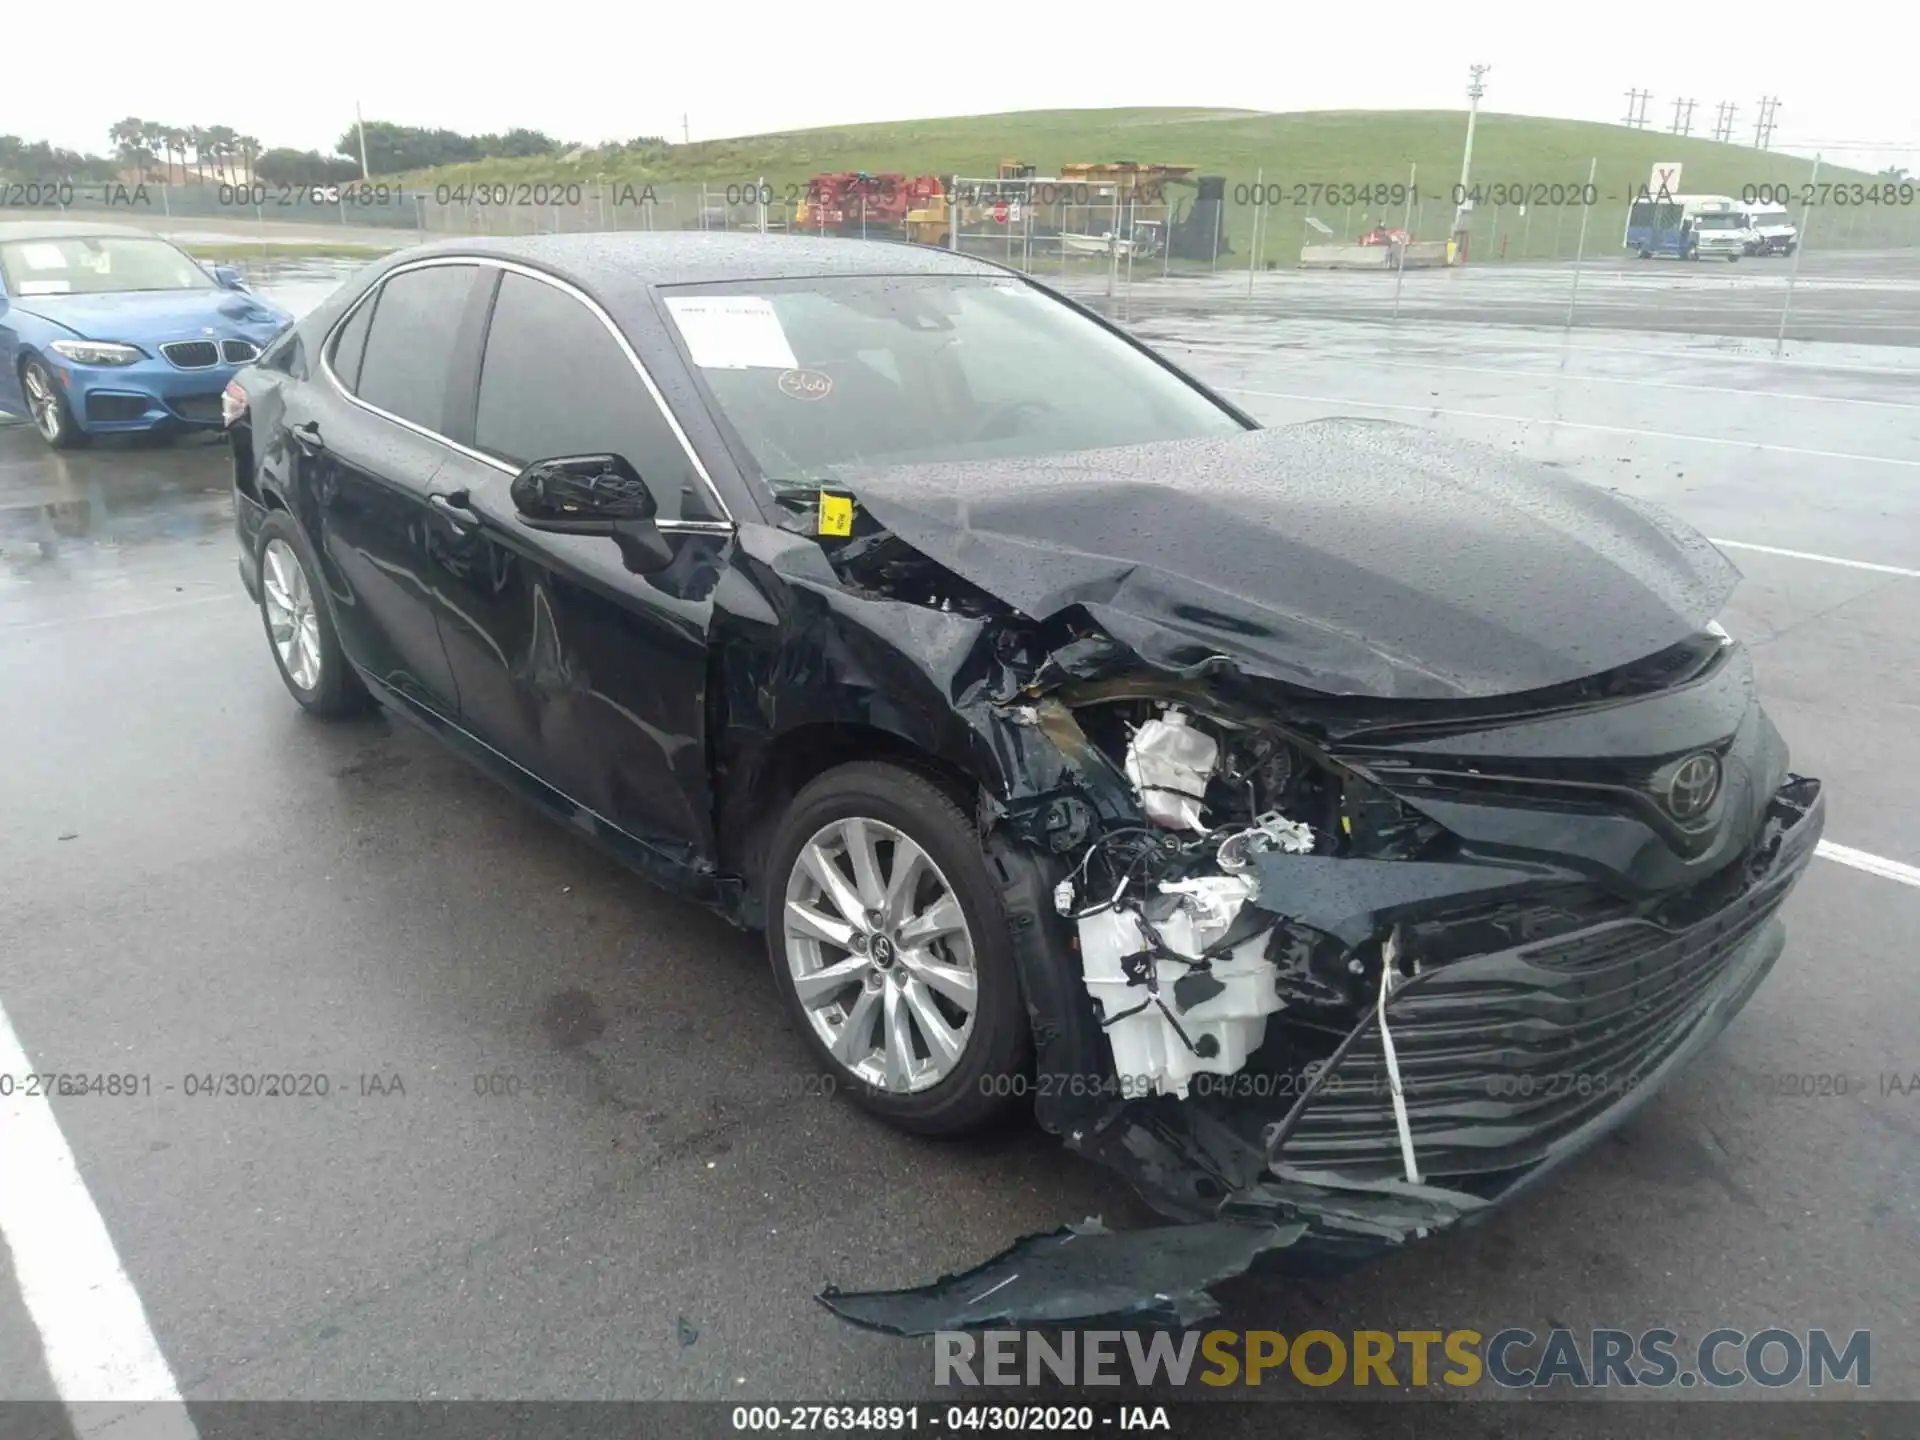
<box><xmin>798</xmin><ymin>173</ymin><xmax>944</xmax><ymax>232</ymax></box>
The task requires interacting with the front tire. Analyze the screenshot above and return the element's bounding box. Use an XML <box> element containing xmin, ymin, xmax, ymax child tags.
<box><xmin>20</xmin><ymin>358</ymin><xmax>88</xmax><ymax>450</ymax></box>
<box><xmin>255</xmin><ymin>511</ymin><xmax>369</xmax><ymax>718</ymax></box>
<box><xmin>765</xmin><ymin>761</ymin><xmax>1031</xmax><ymax>1136</ymax></box>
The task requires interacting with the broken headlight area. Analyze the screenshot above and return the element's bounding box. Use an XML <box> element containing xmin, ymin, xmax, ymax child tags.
<box><xmin>822</xmin><ymin>653</ymin><xmax>1826</xmax><ymax>1332</ymax></box>
<box><xmin>1032</xmin><ymin>691</ymin><xmax>1460</xmax><ymax>1107</ymax></box>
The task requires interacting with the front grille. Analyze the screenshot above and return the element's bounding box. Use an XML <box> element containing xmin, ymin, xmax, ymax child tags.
<box><xmin>168</xmin><ymin>392</ymin><xmax>224</xmax><ymax>423</ymax></box>
<box><xmin>221</xmin><ymin>339</ymin><xmax>259</xmax><ymax>363</ymax></box>
<box><xmin>86</xmin><ymin>393</ymin><xmax>150</xmax><ymax>422</ymax></box>
<box><xmin>161</xmin><ymin>340</ymin><xmax>219</xmax><ymax>369</ymax></box>
<box><xmin>1269</xmin><ymin>779</ymin><xmax>1823</xmax><ymax>1185</ymax></box>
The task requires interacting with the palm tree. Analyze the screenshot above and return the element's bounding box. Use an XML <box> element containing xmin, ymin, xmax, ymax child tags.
<box><xmin>163</xmin><ymin>127</ymin><xmax>188</xmax><ymax>185</ymax></box>
<box><xmin>139</xmin><ymin>122</ymin><xmax>167</xmax><ymax>181</ymax></box>
<box><xmin>202</xmin><ymin>125</ymin><xmax>239</xmax><ymax>181</ymax></box>
<box><xmin>186</xmin><ymin>126</ymin><xmax>205</xmax><ymax>182</ymax></box>
<box><xmin>236</xmin><ymin>134</ymin><xmax>261</xmax><ymax>184</ymax></box>
<box><xmin>107</xmin><ymin>117</ymin><xmax>152</xmax><ymax>177</ymax></box>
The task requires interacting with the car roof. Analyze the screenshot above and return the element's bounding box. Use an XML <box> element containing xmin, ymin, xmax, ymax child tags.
<box><xmin>394</xmin><ymin>230</ymin><xmax>1007</xmax><ymax>289</ymax></box>
<box><xmin>0</xmin><ymin>220</ymin><xmax>161</xmax><ymax>242</ymax></box>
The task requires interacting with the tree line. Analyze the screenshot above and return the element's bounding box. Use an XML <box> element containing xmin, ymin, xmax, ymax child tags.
<box><xmin>2</xmin><ymin>120</ymin><xmax>671</xmax><ymax>185</ymax></box>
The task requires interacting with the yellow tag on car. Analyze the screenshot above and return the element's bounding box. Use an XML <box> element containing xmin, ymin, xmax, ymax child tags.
<box><xmin>818</xmin><ymin>493</ymin><xmax>854</xmax><ymax>537</ymax></box>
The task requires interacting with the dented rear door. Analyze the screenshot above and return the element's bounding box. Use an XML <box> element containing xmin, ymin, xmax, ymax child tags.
<box><xmin>422</xmin><ymin>266</ymin><xmax>726</xmax><ymax>862</ymax></box>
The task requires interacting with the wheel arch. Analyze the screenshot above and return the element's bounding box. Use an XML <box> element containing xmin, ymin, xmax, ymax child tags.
<box><xmin>718</xmin><ymin>719</ymin><xmax>981</xmax><ymax>928</ymax></box>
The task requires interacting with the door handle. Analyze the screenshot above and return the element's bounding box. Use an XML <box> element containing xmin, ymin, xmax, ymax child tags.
<box><xmin>429</xmin><ymin>491</ymin><xmax>479</xmax><ymax>530</ymax></box>
<box><xmin>289</xmin><ymin>420</ymin><xmax>323</xmax><ymax>454</ymax></box>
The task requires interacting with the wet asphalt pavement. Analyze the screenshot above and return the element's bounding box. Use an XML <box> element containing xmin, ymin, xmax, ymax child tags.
<box><xmin>1069</xmin><ymin>246</ymin><xmax>1920</xmax><ymax>346</ymax></box>
<box><xmin>4</xmin><ymin>251</ymin><xmax>1920</xmax><ymax>1424</ymax></box>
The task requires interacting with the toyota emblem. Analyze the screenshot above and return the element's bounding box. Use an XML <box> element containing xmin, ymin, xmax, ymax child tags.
<box><xmin>1663</xmin><ymin>752</ymin><xmax>1721</xmax><ymax>821</ymax></box>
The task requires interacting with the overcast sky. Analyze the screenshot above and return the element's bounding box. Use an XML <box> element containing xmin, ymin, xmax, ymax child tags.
<box><xmin>11</xmin><ymin>3</ymin><xmax>1913</xmax><ymax>172</ymax></box>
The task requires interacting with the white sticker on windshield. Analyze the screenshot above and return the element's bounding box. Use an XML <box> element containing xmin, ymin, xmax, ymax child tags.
<box><xmin>665</xmin><ymin>295</ymin><xmax>798</xmax><ymax>370</ymax></box>
<box><xmin>17</xmin><ymin>244</ymin><xmax>68</xmax><ymax>271</ymax></box>
<box><xmin>18</xmin><ymin>280</ymin><xmax>73</xmax><ymax>295</ymax></box>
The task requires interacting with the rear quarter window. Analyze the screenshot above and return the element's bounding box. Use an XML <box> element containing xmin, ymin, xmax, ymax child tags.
<box><xmin>354</xmin><ymin>264</ymin><xmax>478</xmax><ymax>430</ymax></box>
<box><xmin>326</xmin><ymin>292</ymin><xmax>377</xmax><ymax>390</ymax></box>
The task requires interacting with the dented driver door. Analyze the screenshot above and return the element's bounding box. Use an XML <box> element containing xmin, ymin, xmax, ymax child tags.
<box><xmin>420</xmin><ymin>266</ymin><xmax>728</xmax><ymax>866</ymax></box>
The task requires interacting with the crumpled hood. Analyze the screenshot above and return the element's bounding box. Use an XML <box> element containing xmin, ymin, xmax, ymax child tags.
<box><xmin>14</xmin><ymin>288</ymin><xmax>288</xmax><ymax>340</ymax></box>
<box><xmin>842</xmin><ymin>419</ymin><xmax>1739</xmax><ymax>700</ymax></box>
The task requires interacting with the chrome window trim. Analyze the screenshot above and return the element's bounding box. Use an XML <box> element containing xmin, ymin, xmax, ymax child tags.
<box><xmin>318</xmin><ymin>253</ymin><xmax>735</xmax><ymax>529</ymax></box>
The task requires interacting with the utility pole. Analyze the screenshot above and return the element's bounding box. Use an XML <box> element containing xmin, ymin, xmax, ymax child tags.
<box><xmin>1670</xmin><ymin>97</ymin><xmax>1696</xmax><ymax>136</ymax></box>
<box><xmin>1712</xmin><ymin>102</ymin><xmax>1739</xmax><ymax>143</ymax></box>
<box><xmin>1454</xmin><ymin>64</ymin><xmax>1490</xmax><ymax>241</ymax></box>
<box><xmin>1754</xmin><ymin>97</ymin><xmax>1782</xmax><ymax>149</ymax></box>
<box><xmin>1623</xmin><ymin>89</ymin><xmax>1653</xmax><ymax>129</ymax></box>
<box><xmin>354</xmin><ymin>101</ymin><xmax>371</xmax><ymax>181</ymax></box>
<box><xmin>682</xmin><ymin>114</ymin><xmax>690</xmax><ymax>144</ymax></box>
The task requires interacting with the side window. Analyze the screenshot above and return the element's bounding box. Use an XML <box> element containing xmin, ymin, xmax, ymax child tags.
<box><xmin>355</xmin><ymin>264</ymin><xmax>477</xmax><ymax>431</ymax></box>
<box><xmin>260</xmin><ymin>323</ymin><xmax>307</xmax><ymax>379</ymax></box>
<box><xmin>475</xmin><ymin>272</ymin><xmax>703</xmax><ymax>521</ymax></box>
<box><xmin>327</xmin><ymin>292</ymin><xmax>377</xmax><ymax>391</ymax></box>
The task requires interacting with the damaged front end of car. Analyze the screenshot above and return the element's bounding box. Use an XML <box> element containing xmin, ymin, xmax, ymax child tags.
<box><xmin>768</xmin><ymin>426</ymin><xmax>1826</xmax><ymax>1334</ymax></box>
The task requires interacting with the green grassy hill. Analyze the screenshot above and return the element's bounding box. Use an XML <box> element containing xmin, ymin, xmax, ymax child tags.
<box><xmin>409</xmin><ymin>106</ymin><xmax>1867</xmax><ymax>195</ymax></box>
<box><xmin>403</xmin><ymin>108</ymin><xmax>1903</xmax><ymax>257</ymax></box>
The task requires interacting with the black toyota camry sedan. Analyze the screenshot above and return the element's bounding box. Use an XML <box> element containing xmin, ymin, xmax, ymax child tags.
<box><xmin>226</xmin><ymin>233</ymin><xmax>1823</xmax><ymax>1330</ymax></box>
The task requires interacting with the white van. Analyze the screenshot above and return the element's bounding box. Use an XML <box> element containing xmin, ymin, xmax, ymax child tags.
<box><xmin>1740</xmin><ymin>203</ymin><xmax>1798</xmax><ymax>256</ymax></box>
<box><xmin>1682</xmin><ymin>196</ymin><xmax>1754</xmax><ymax>261</ymax></box>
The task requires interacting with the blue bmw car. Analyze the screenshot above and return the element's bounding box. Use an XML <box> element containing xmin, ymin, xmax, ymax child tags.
<box><xmin>0</xmin><ymin>220</ymin><xmax>293</xmax><ymax>449</ymax></box>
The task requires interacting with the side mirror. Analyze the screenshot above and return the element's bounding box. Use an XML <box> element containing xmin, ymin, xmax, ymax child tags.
<box><xmin>510</xmin><ymin>454</ymin><xmax>672</xmax><ymax>574</ymax></box>
<box><xmin>212</xmin><ymin>264</ymin><xmax>249</xmax><ymax>292</ymax></box>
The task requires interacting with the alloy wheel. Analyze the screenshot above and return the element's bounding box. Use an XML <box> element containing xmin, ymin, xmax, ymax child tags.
<box><xmin>22</xmin><ymin>365</ymin><xmax>62</xmax><ymax>442</ymax></box>
<box><xmin>782</xmin><ymin>815</ymin><xmax>979</xmax><ymax>1093</ymax></box>
<box><xmin>261</xmin><ymin>538</ymin><xmax>323</xmax><ymax>692</ymax></box>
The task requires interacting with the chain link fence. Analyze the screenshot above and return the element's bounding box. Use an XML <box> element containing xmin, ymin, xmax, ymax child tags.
<box><xmin>22</xmin><ymin>169</ymin><xmax>1920</xmax><ymax>345</ymax></box>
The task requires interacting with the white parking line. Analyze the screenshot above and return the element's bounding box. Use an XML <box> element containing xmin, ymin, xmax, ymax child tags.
<box><xmin>0</xmin><ymin>1000</ymin><xmax>198</xmax><ymax>1437</ymax></box>
<box><xmin>1819</xmin><ymin>842</ymin><xmax>1920</xmax><ymax>889</ymax></box>
<box><xmin>1142</xmin><ymin>324</ymin><xmax>1920</xmax><ymax>378</ymax></box>
<box><xmin>1706</xmin><ymin>540</ymin><xmax>1920</xmax><ymax>580</ymax></box>
<box><xmin>1217</xmin><ymin>386</ymin><xmax>1920</xmax><ymax>469</ymax></box>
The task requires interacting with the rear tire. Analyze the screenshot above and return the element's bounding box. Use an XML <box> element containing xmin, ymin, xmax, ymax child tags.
<box><xmin>255</xmin><ymin>511</ymin><xmax>370</xmax><ymax>718</ymax></box>
<box><xmin>764</xmin><ymin>761</ymin><xmax>1031</xmax><ymax>1136</ymax></box>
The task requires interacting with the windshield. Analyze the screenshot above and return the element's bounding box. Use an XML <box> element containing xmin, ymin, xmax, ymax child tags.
<box><xmin>1749</xmin><ymin>208</ymin><xmax>1789</xmax><ymax>227</ymax></box>
<box><xmin>0</xmin><ymin>235</ymin><xmax>214</xmax><ymax>296</ymax></box>
<box><xmin>661</xmin><ymin>275</ymin><xmax>1247</xmax><ymax>495</ymax></box>
<box><xmin>1694</xmin><ymin>213</ymin><xmax>1744</xmax><ymax>230</ymax></box>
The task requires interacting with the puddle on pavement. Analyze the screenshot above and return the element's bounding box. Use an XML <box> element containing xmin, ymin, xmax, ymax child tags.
<box><xmin>239</xmin><ymin>255</ymin><xmax>376</xmax><ymax>319</ymax></box>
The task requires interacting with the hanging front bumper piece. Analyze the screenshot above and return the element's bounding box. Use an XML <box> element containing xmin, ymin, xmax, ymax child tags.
<box><xmin>823</xmin><ymin>776</ymin><xmax>1823</xmax><ymax>1336</ymax></box>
